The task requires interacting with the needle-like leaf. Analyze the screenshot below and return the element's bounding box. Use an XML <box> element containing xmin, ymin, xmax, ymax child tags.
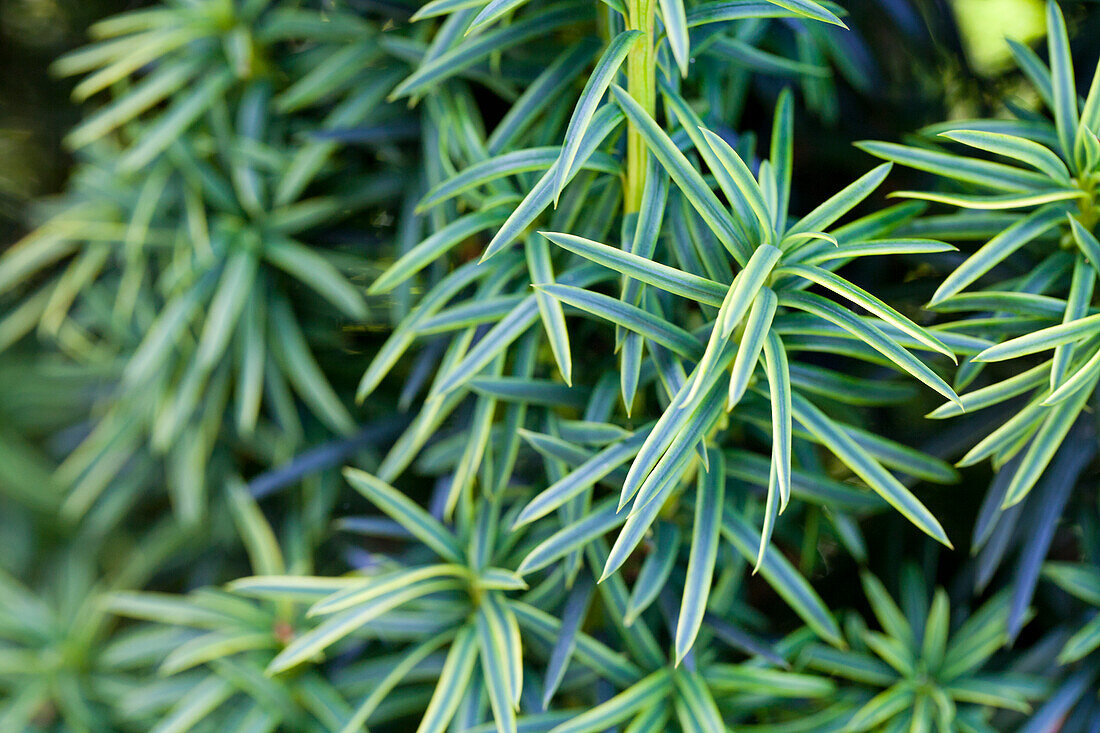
<box><xmin>552</xmin><ymin>31</ymin><xmax>642</xmax><ymax>203</ymax></box>
<box><xmin>674</xmin><ymin>448</ymin><xmax>724</xmax><ymax>663</ymax></box>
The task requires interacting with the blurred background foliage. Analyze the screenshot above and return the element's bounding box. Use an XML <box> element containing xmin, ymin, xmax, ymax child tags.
<box><xmin>0</xmin><ymin>1</ymin><xmax>147</xmax><ymax>228</ymax></box>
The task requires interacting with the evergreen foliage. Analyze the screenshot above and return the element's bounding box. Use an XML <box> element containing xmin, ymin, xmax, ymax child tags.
<box><xmin>1</xmin><ymin>0</ymin><xmax>1099</xmax><ymax>731</ymax></box>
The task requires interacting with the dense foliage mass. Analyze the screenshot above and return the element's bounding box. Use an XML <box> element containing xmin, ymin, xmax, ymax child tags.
<box><xmin>1</xmin><ymin>0</ymin><xmax>1100</xmax><ymax>730</ymax></box>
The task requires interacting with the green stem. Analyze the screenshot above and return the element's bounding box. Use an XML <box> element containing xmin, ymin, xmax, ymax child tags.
<box><xmin>1078</xmin><ymin>178</ymin><xmax>1098</xmax><ymax>230</ymax></box>
<box><xmin>625</xmin><ymin>0</ymin><xmax>656</xmax><ymax>213</ymax></box>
